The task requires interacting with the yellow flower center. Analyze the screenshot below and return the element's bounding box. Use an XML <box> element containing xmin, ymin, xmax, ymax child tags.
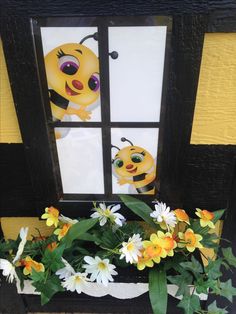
<box><xmin>175</xmin><ymin>209</ymin><xmax>189</xmax><ymax>222</ymax></box>
<box><xmin>60</xmin><ymin>224</ymin><xmax>71</xmax><ymax>236</ymax></box>
<box><xmin>161</xmin><ymin>237</ymin><xmax>175</xmax><ymax>251</ymax></box>
<box><xmin>185</xmin><ymin>231</ymin><xmax>196</xmax><ymax>246</ymax></box>
<box><xmin>98</xmin><ymin>262</ymin><xmax>107</xmax><ymax>270</ymax></box>
<box><xmin>146</xmin><ymin>245</ymin><xmax>162</xmax><ymax>258</ymax></box>
<box><xmin>127</xmin><ymin>243</ymin><xmax>134</xmax><ymax>251</ymax></box>
<box><xmin>75</xmin><ymin>276</ymin><xmax>82</xmax><ymax>284</ymax></box>
<box><xmin>48</xmin><ymin>206</ymin><xmax>59</xmax><ymax>218</ymax></box>
<box><xmin>201</xmin><ymin>210</ymin><xmax>214</xmax><ymax>221</ymax></box>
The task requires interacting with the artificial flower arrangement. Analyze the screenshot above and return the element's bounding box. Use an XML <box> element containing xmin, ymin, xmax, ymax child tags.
<box><xmin>0</xmin><ymin>195</ymin><xmax>236</xmax><ymax>314</ymax></box>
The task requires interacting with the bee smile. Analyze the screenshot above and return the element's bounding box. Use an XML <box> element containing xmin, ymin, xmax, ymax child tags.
<box><xmin>127</xmin><ymin>167</ymin><xmax>137</xmax><ymax>174</ymax></box>
<box><xmin>65</xmin><ymin>82</ymin><xmax>80</xmax><ymax>96</ymax></box>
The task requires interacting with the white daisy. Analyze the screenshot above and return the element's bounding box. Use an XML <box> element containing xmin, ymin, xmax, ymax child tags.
<box><xmin>56</xmin><ymin>257</ymin><xmax>76</xmax><ymax>280</ymax></box>
<box><xmin>119</xmin><ymin>234</ymin><xmax>143</xmax><ymax>264</ymax></box>
<box><xmin>59</xmin><ymin>214</ymin><xmax>78</xmax><ymax>225</ymax></box>
<box><xmin>150</xmin><ymin>202</ymin><xmax>177</xmax><ymax>230</ymax></box>
<box><xmin>0</xmin><ymin>259</ymin><xmax>17</xmax><ymax>283</ymax></box>
<box><xmin>13</xmin><ymin>227</ymin><xmax>28</xmax><ymax>264</ymax></box>
<box><xmin>62</xmin><ymin>272</ymin><xmax>90</xmax><ymax>294</ymax></box>
<box><xmin>83</xmin><ymin>256</ymin><xmax>118</xmax><ymax>286</ymax></box>
<box><xmin>90</xmin><ymin>203</ymin><xmax>125</xmax><ymax>227</ymax></box>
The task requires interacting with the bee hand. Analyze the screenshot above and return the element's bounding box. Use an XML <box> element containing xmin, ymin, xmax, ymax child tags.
<box><xmin>117</xmin><ymin>178</ymin><xmax>128</xmax><ymax>185</ymax></box>
<box><xmin>67</xmin><ymin>107</ymin><xmax>91</xmax><ymax>121</ymax></box>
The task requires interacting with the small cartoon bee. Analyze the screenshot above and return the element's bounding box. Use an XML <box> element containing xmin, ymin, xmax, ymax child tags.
<box><xmin>112</xmin><ymin>137</ymin><xmax>157</xmax><ymax>195</ymax></box>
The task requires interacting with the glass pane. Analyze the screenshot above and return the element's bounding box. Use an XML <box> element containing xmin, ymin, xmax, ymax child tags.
<box><xmin>111</xmin><ymin>128</ymin><xmax>159</xmax><ymax>194</ymax></box>
<box><xmin>109</xmin><ymin>26</ymin><xmax>166</xmax><ymax>122</ymax></box>
<box><xmin>56</xmin><ymin>128</ymin><xmax>104</xmax><ymax>194</ymax></box>
<box><xmin>41</xmin><ymin>27</ymin><xmax>101</xmax><ymax>122</ymax></box>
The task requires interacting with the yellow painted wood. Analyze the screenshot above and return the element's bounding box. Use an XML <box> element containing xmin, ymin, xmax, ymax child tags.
<box><xmin>1</xmin><ymin>217</ymin><xmax>54</xmax><ymax>240</ymax></box>
<box><xmin>191</xmin><ymin>33</ymin><xmax>236</xmax><ymax>144</ymax></box>
<box><xmin>0</xmin><ymin>39</ymin><xmax>22</xmax><ymax>143</ymax></box>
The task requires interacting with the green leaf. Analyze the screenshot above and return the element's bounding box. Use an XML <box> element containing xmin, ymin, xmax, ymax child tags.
<box><xmin>180</xmin><ymin>256</ymin><xmax>203</xmax><ymax>277</ymax></box>
<box><xmin>164</xmin><ymin>254</ymin><xmax>186</xmax><ymax>272</ymax></box>
<box><xmin>30</xmin><ymin>268</ymin><xmax>46</xmax><ymax>282</ymax></box>
<box><xmin>61</xmin><ymin>218</ymin><xmax>98</xmax><ymax>249</ymax></box>
<box><xmin>32</xmin><ymin>274</ymin><xmax>64</xmax><ymax>305</ymax></box>
<box><xmin>119</xmin><ymin>195</ymin><xmax>157</xmax><ymax>228</ymax></box>
<box><xmin>78</xmin><ymin>233</ymin><xmax>98</xmax><ymax>242</ymax></box>
<box><xmin>222</xmin><ymin>247</ymin><xmax>236</xmax><ymax>268</ymax></box>
<box><xmin>167</xmin><ymin>271</ymin><xmax>193</xmax><ymax>296</ymax></box>
<box><xmin>42</xmin><ymin>244</ymin><xmax>65</xmax><ymax>272</ymax></box>
<box><xmin>212</xmin><ymin>209</ymin><xmax>225</xmax><ymax>223</ymax></box>
<box><xmin>149</xmin><ymin>268</ymin><xmax>167</xmax><ymax>314</ymax></box>
<box><xmin>201</xmin><ymin>233</ymin><xmax>219</xmax><ymax>249</ymax></box>
<box><xmin>195</xmin><ymin>277</ymin><xmax>215</xmax><ymax>294</ymax></box>
<box><xmin>208</xmin><ymin>301</ymin><xmax>228</xmax><ymax>314</ymax></box>
<box><xmin>205</xmin><ymin>258</ymin><xmax>223</xmax><ymax>280</ymax></box>
<box><xmin>98</xmin><ymin>229</ymin><xmax>120</xmax><ymax>249</ymax></box>
<box><xmin>219</xmin><ymin>279</ymin><xmax>236</xmax><ymax>302</ymax></box>
<box><xmin>177</xmin><ymin>294</ymin><xmax>201</xmax><ymax>314</ymax></box>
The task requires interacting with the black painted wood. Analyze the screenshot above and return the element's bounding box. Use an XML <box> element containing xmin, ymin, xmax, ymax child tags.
<box><xmin>22</xmin><ymin>292</ymin><xmax>194</xmax><ymax>314</ymax></box>
<box><xmin>0</xmin><ymin>144</ymin><xmax>35</xmax><ymax>216</ymax></box>
<box><xmin>0</xmin><ymin>275</ymin><xmax>26</xmax><ymax>314</ymax></box>
<box><xmin>159</xmin><ymin>15</ymin><xmax>208</xmax><ymax>206</ymax></box>
<box><xmin>2</xmin><ymin>0</ymin><xmax>236</xmax><ymax>17</ymax></box>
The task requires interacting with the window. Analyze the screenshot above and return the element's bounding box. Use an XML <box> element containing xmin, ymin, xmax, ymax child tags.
<box><xmin>32</xmin><ymin>16</ymin><xmax>171</xmax><ymax>202</ymax></box>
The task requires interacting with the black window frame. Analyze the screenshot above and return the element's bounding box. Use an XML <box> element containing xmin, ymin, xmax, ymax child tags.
<box><xmin>32</xmin><ymin>16</ymin><xmax>171</xmax><ymax>205</ymax></box>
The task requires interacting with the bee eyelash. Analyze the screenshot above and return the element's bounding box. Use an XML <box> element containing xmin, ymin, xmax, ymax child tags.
<box><xmin>56</xmin><ymin>49</ymin><xmax>66</xmax><ymax>58</ymax></box>
<box><xmin>112</xmin><ymin>159</ymin><xmax>114</xmax><ymax>164</ymax></box>
<box><xmin>141</xmin><ymin>151</ymin><xmax>146</xmax><ymax>156</ymax></box>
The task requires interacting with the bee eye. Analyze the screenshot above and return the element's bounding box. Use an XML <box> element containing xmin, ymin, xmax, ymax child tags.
<box><xmin>58</xmin><ymin>55</ymin><xmax>79</xmax><ymax>75</ymax></box>
<box><xmin>131</xmin><ymin>153</ymin><xmax>144</xmax><ymax>163</ymax></box>
<box><xmin>114</xmin><ymin>158</ymin><xmax>123</xmax><ymax>168</ymax></box>
<box><xmin>88</xmin><ymin>73</ymin><xmax>100</xmax><ymax>92</ymax></box>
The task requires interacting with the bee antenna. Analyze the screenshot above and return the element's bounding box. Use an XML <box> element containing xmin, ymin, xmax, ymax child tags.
<box><xmin>111</xmin><ymin>145</ymin><xmax>120</xmax><ymax>151</ymax></box>
<box><xmin>121</xmin><ymin>137</ymin><xmax>134</xmax><ymax>146</ymax></box>
<box><xmin>79</xmin><ymin>32</ymin><xmax>98</xmax><ymax>44</ymax></box>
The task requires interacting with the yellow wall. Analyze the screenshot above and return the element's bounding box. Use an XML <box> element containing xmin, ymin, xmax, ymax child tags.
<box><xmin>191</xmin><ymin>33</ymin><xmax>236</xmax><ymax>144</ymax></box>
<box><xmin>1</xmin><ymin>33</ymin><xmax>235</xmax><ymax>239</ymax></box>
<box><xmin>0</xmin><ymin>40</ymin><xmax>22</xmax><ymax>143</ymax></box>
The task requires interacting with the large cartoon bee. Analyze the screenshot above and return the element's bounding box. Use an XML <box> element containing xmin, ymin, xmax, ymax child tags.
<box><xmin>45</xmin><ymin>33</ymin><xmax>100</xmax><ymax>129</ymax></box>
<box><xmin>112</xmin><ymin>137</ymin><xmax>156</xmax><ymax>195</ymax></box>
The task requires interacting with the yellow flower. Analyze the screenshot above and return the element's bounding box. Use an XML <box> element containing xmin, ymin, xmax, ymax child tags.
<box><xmin>156</xmin><ymin>231</ymin><xmax>177</xmax><ymax>256</ymax></box>
<box><xmin>174</xmin><ymin>209</ymin><xmax>190</xmax><ymax>225</ymax></box>
<box><xmin>137</xmin><ymin>249</ymin><xmax>154</xmax><ymax>270</ymax></box>
<box><xmin>47</xmin><ymin>242</ymin><xmax>58</xmax><ymax>252</ymax></box>
<box><xmin>195</xmin><ymin>208</ymin><xmax>215</xmax><ymax>229</ymax></box>
<box><xmin>21</xmin><ymin>256</ymin><xmax>45</xmax><ymax>275</ymax></box>
<box><xmin>54</xmin><ymin>223</ymin><xmax>71</xmax><ymax>240</ymax></box>
<box><xmin>178</xmin><ymin>228</ymin><xmax>203</xmax><ymax>252</ymax></box>
<box><xmin>143</xmin><ymin>233</ymin><xmax>167</xmax><ymax>264</ymax></box>
<box><xmin>41</xmin><ymin>206</ymin><xmax>59</xmax><ymax>227</ymax></box>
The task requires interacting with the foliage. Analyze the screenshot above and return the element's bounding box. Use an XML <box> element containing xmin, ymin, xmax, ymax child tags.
<box><xmin>0</xmin><ymin>198</ymin><xmax>235</xmax><ymax>314</ymax></box>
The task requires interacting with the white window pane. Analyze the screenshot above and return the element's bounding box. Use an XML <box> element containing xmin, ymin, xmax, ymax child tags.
<box><xmin>41</xmin><ymin>27</ymin><xmax>101</xmax><ymax>122</ymax></box>
<box><xmin>111</xmin><ymin>128</ymin><xmax>159</xmax><ymax>194</ymax></box>
<box><xmin>56</xmin><ymin>128</ymin><xmax>104</xmax><ymax>194</ymax></box>
<box><xmin>109</xmin><ymin>26</ymin><xmax>166</xmax><ymax>122</ymax></box>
